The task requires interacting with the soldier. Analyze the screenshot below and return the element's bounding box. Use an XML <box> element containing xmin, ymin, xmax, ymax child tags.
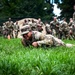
<box><xmin>50</xmin><ymin>17</ymin><xmax>60</xmax><ymax>38</ymax></box>
<box><xmin>5</xmin><ymin>18</ymin><xmax>14</xmax><ymax>39</ymax></box>
<box><xmin>29</xmin><ymin>19</ymin><xmax>43</xmax><ymax>32</ymax></box>
<box><xmin>60</xmin><ymin>18</ymin><xmax>69</xmax><ymax>39</ymax></box>
<box><xmin>68</xmin><ymin>18</ymin><xmax>74</xmax><ymax>39</ymax></box>
<box><xmin>30</xmin><ymin>19</ymin><xmax>37</xmax><ymax>31</ymax></box>
<box><xmin>71</xmin><ymin>25</ymin><xmax>75</xmax><ymax>39</ymax></box>
<box><xmin>21</xmin><ymin>25</ymin><xmax>32</xmax><ymax>46</ymax></box>
<box><xmin>36</xmin><ymin>18</ymin><xmax>44</xmax><ymax>32</ymax></box>
<box><xmin>13</xmin><ymin>21</ymin><xmax>20</xmax><ymax>38</ymax></box>
<box><xmin>68</xmin><ymin>18</ymin><xmax>73</xmax><ymax>28</ymax></box>
<box><xmin>36</xmin><ymin>23</ymin><xmax>44</xmax><ymax>32</ymax></box>
<box><xmin>73</xmin><ymin>5</ymin><xmax>75</xmax><ymax>25</ymax></box>
<box><xmin>22</xmin><ymin>19</ymin><xmax>28</xmax><ymax>26</ymax></box>
<box><xmin>2</xmin><ymin>23</ymin><xmax>8</xmax><ymax>38</ymax></box>
<box><xmin>37</xmin><ymin>18</ymin><xmax>44</xmax><ymax>26</ymax></box>
<box><xmin>71</xmin><ymin>5</ymin><xmax>75</xmax><ymax>39</ymax></box>
<box><xmin>45</xmin><ymin>22</ymin><xmax>52</xmax><ymax>34</ymax></box>
<box><xmin>21</xmin><ymin>26</ymin><xmax>74</xmax><ymax>47</ymax></box>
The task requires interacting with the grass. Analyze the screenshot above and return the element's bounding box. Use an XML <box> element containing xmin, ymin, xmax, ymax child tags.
<box><xmin>0</xmin><ymin>37</ymin><xmax>75</xmax><ymax>75</ymax></box>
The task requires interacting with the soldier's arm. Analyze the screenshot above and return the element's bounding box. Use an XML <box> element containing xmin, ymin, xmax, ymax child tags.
<box><xmin>56</xmin><ymin>21</ymin><xmax>60</xmax><ymax>27</ymax></box>
<box><xmin>21</xmin><ymin>38</ymin><xmax>27</xmax><ymax>47</ymax></box>
<box><xmin>45</xmin><ymin>25</ymin><xmax>52</xmax><ymax>33</ymax></box>
<box><xmin>21</xmin><ymin>37</ymin><xmax>32</xmax><ymax>47</ymax></box>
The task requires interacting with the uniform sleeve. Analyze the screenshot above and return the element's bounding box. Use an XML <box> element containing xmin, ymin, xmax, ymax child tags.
<box><xmin>36</xmin><ymin>39</ymin><xmax>53</xmax><ymax>47</ymax></box>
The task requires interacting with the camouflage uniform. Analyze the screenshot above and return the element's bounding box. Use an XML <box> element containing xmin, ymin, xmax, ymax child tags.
<box><xmin>22</xmin><ymin>19</ymin><xmax>28</xmax><ymax>26</ymax></box>
<box><xmin>73</xmin><ymin>12</ymin><xmax>75</xmax><ymax>25</ymax></box>
<box><xmin>36</xmin><ymin>18</ymin><xmax>44</xmax><ymax>32</ymax></box>
<box><xmin>30</xmin><ymin>22</ymin><xmax>37</xmax><ymax>31</ymax></box>
<box><xmin>5</xmin><ymin>19</ymin><xmax>14</xmax><ymax>38</ymax></box>
<box><xmin>28</xmin><ymin>19</ymin><xmax>43</xmax><ymax>32</ymax></box>
<box><xmin>37</xmin><ymin>24</ymin><xmax>43</xmax><ymax>32</ymax></box>
<box><xmin>72</xmin><ymin>13</ymin><xmax>75</xmax><ymax>38</ymax></box>
<box><xmin>2</xmin><ymin>23</ymin><xmax>8</xmax><ymax>38</ymax></box>
<box><xmin>21</xmin><ymin>29</ymin><xmax>65</xmax><ymax>47</ymax></box>
<box><xmin>32</xmin><ymin>31</ymin><xmax>65</xmax><ymax>47</ymax></box>
<box><xmin>13</xmin><ymin>21</ymin><xmax>20</xmax><ymax>38</ymax></box>
<box><xmin>45</xmin><ymin>22</ymin><xmax>52</xmax><ymax>34</ymax></box>
<box><xmin>68</xmin><ymin>18</ymin><xmax>73</xmax><ymax>28</ymax></box>
<box><xmin>73</xmin><ymin>5</ymin><xmax>75</xmax><ymax>25</ymax></box>
<box><xmin>68</xmin><ymin>18</ymin><xmax>74</xmax><ymax>40</ymax></box>
<box><xmin>0</xmin><ymin>26</ymin><xmax>2</xmax><ymax>36</ymax></box>
<box><xmin>50</xmin><ymin>19</ymin><xmax>60</xmax><ymax>38</ymax></box>
<box><xmin>59</xmin><ymin>20</ymin><xmax>69</xmax><ymax>39</ymax></box>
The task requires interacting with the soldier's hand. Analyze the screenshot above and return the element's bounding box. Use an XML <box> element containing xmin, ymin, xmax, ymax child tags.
<box><xmin>32</xmin><ymin>42</ymin><xmax>38</xmax><ymax>47</ymax></box>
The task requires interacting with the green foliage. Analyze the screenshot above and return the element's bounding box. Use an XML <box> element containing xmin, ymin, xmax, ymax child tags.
<box><xmin>0</xmin><ymin>37</ymin><xmax>75</xmax><ymax>75</ymax></box>
<box><xmin>58</xmin><ymin>0</ymin><xmax>75</xmax><ymax>20</ymax></box>
<box><xmin>0</xmin><ymin>0</ymin><xmax>54</xmax><ymax>20</ymax></box>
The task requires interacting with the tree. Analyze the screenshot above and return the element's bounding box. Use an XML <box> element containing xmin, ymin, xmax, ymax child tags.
<box><xmin>58</xmin><ymin>0</ymin><xmax>75</xmax><ymax>21</ymax></box>
<box><xmin>0</xmin><ymin>0</ymin><xmax>54</xmax><ymax>21</ymax></box>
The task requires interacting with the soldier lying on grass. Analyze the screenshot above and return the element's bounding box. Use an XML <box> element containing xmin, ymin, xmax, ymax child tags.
<box><xmin>21</xmin><ymin>26</ymin><xmax>75</xmax><ymax>47</ymax></box>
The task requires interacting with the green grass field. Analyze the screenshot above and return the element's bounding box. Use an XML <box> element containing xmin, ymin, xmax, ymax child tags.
<box><xmin>0</xmin><ymin>37</ymin><xmax>75</xmax><ymax>75</ymax></box>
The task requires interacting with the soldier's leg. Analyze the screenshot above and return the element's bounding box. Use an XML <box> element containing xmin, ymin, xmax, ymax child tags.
<box><xmin>11</xmin><ymin>30</ymin><xmax>14</xmax><ymax>38</ymax></box>
<box><xmin>55</xmin><ymin>28</ymin><xmax>59</xmax><ymax>38</ymax></box>
<box><xmin>59</xmin><ymin>31</ymin><xmax>62</xmax><ymax>39</ymax></box>
<box><xmin>3</xmin><ymin>30</ymin><xmax>6</xmax><ymax>38</ymax></box>
<box><xmin>12</xmin><ymin>30</ymin><xmax>15</xmax><ymax>38</ymax></box>
<box><xmin>65</xmin><ymin>31</ymin><xmax>69</xmax><ymax>39</ymax></box>
<box><xmin>68</xmin><ymin>30</ymin><xmax>73</xmax><ymax>40</ymax></box>
<box><xmin>73</xmin><ymin>32</ymin><xmax>75</xmax><ymax>39</ymax></box>
<box><xmin>16</xmin><ymin>31</ymin><xmax>18</xmax><ymax>38</ymax></box>
<box><xmin>15</xmin><ymin>31</ymin><xmax>17</xmax><ymax>38</ymax></box>
<box><xmin>62</xmin><ymin>31</ymin><xmax>66</xmax><ymax>39</ymax></box>
<box><xmin>7</xmin><ymin>30</ymin><xmax>11</xmax><ymax>39</ymax></box>
<box><xmin>52</xmin><ymin>36</ymin><xmax>65</xmax><ymax>46</ymax></box>
<box><xmin>52</xmin><ymin>29</ymin><xmax>56</xmax><ymax>37</ymax></box>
